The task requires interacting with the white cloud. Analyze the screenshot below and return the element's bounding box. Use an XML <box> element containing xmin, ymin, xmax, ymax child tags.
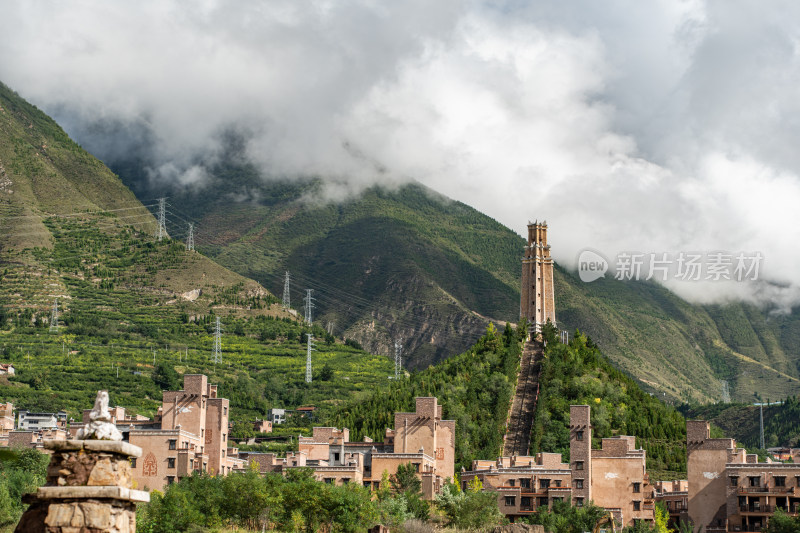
<box><xmin>2</xmin><ymin>0</ymin><xmax>800</xmax><ymax>308</ymax></box>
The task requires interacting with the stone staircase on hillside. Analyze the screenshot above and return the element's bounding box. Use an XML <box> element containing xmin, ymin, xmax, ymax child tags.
<box><xmin>503</xmin><ymin>339</ymin><xmax>543</xmax><ymax>457</ymax></box>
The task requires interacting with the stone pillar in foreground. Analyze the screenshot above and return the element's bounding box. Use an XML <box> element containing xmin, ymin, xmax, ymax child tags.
<box><xmin>16</xmin><ymin>391</ymin><xmax>150</xmax><ymax>533</ymax></box>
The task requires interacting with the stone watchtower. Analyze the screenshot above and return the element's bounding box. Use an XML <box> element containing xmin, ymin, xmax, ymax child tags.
<box><xmin>520</xmin><ymin>221</ymin><xmax>556</xmax><ymax>330</ymax></box>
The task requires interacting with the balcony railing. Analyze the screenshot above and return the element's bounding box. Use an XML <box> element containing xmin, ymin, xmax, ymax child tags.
<box><xmin>739</xmin><ymin>505</ymin><xmax>773</xmax><ymax>513</ymax></box>
<box><xmin>738</xmin><ymin>485</ymin><xmax>794</xmax><ymax>494</ymax></box>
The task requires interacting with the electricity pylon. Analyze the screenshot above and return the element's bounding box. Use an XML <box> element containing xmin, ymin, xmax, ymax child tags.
<box><xmin>186</xmin><ymin>222</ymin><xmax>195</xmax><ymax>251</ymax></box>
<box><xmin>303</xmin><ymin>289</ymin><xmax>315</xmax><ymax>325</ymax></box>
<box><xmin>306</xmin><ymin>334</ymin><xmax>315</xmax><ymax>383</ymax></box>
<box><xmin>49</xmin><ymin>298</ymin><xmax>59</xmax><ymax>333</ymax></box>
<box><xmin>282</xmin><ymin>271</ymin><xmax>291</xmax><ymax>309</ymax></box>
<box><xmin>213</xmin><ymin>317</ymin><xmax>222</xmax><ymax>364</ymax></box>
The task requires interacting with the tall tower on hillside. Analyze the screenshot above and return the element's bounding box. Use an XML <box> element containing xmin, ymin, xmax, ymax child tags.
<box><xmin>520</xmin><ymin>220</ymin><xmax>556</xmax><ymax>330</ymax></box>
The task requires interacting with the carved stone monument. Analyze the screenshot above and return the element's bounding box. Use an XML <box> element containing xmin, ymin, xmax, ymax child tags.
<box><xmin>15</xmin><ymin>391</ymin><xmax>149</xmax><ymax>533</ymax></box>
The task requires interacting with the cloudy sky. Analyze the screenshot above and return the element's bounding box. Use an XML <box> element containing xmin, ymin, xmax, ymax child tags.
<box><xmin>2</xmin><ymin>0</ymin><xmax>800</xmax><ymax>308</ymax></box>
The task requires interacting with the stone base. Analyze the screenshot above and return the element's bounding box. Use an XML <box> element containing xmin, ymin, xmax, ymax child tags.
<box><xmin>15</xmin><ymin>499</ymin><xmax>136</xmax><ymax>533</ymax></box>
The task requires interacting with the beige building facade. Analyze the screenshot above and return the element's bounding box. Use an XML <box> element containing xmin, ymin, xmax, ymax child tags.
<box><xmin>249</xmin><ymin>397</ymin><xmax>456</xmax><ymax>500</ymax></box>
<box><xmin>464</xmin><ymin>405</ymin><xmax>653</xmax><ymax>527</ymax></box>
<box><xmin>687</xmin><ymin>420</ymin><xmax>800</xmax><ymax>532</ymax></box>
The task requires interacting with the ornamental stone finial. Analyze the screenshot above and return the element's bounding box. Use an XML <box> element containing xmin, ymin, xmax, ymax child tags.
<box><xmin>76</xmin><ymin>390</ymin><xmax>122</xmax><ymax>441</ymax></box>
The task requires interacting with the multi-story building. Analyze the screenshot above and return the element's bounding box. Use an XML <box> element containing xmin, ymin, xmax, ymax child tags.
<box><xmin>687</xmin><ymin>420</ymin><xmax>800</xmax><ymax>532</ymax></box>
<box><xmin>0</xmin><ymin>402</ymin><xmax>14</xmax><ymax>433</ymax></box>
<box><xmin>652</xmin><ymin>480</ymin><xmax>688</xmax><ymax>528</ymax></box>
<box><xmin>461</xmin><ymin>453</ymin><xmax>573</xmax><ymax>515</ymax></box>
<box><xmin>462</xmin><ymin>405</ymin><xmax>653</xmax><ymax>527</ymax></box>
<box><xmin>125</xmin><ymin>374</ymin><xmax>244</xmax><ymax>491</ymax></box>
<box><xmin>17</xmin><ymin>410</ymin><xmax>67</xmax><ymax>430</ymax></box>
<box><xmin>268</xmin><ymin>408</ymin><xmax>286</xmax><ymax>425</ymax></box>
<box><xmin>244</xmin><ymin>397</ymin><xmax>456</xmax><ymax>499</ymax></box>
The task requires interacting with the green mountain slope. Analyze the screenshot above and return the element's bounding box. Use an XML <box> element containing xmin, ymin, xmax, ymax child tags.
<box><xmin>108</xmin><ymin>156</ymin><xmax>800</xmax><ymax>404</ymax></box>
<box><xmin>683</xmin><ymin>397</ymin><xmax>800</xmax><ymax>449</ymax></box>
<box><xmin>32</xmin><ymin>87</ymin><xmax>800</xmax><ymax>405</ymax></box>
<box><xmin>0</xmin><ymin>82</ymin><xmax>396</xmax><ymax>422</ymax></box>
<box><xmin>533</xmin><ymin>325</ymin><xmax>686</xmax><ymax>480</ymax></box>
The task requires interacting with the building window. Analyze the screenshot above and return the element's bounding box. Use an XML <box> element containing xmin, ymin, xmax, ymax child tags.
<box><xmin>169</xmin><ymin>439</ymin><xmax>176</xmax><ymax>450</ymax></box>
<box><xmin>508</xmin><ymin>479</ymin><xmax>515</xmax><ymax>487</ymax></box>
<box><xmin>576</xmin><ymin>497</ymin><xmax>584</xmax><ymax>507</ymax></box>
<box><xmin>342</xmin><ymin>478</ymin><xmax>350</xmax><ymax>484</ymax></box>
<box><xmin>223</xmin><ymin>407</ymin><xmax>227</xmax><ymax>415</ymax></box>
<box><xmin>223</xmin><ymin>434</ymin><xmax>226</xmax><ymax>442</ymax></box>
<box><xmin>730</xmin><ymin>476</ymin><xmax>739</xmax><ymax>487</ymax></box>
<box><xmin>412</xmin><ymin>463</ymin><xmax>420</xmax><ymax>472</ymax></box>
<box><xmin>324</xmin><ymin>478</ymin><xmax>335</xmax><ymax>484</ymax></box>
<box><xmin>749</xmin><ymin>477</ymin><xmax>761</xmax><ymax>487</ymax></box>
<box><xmin>575</xmin><ymin>430</ymin><xmax>584</xmax><ymax>441</ymax></box>
<box><xmin>521</xmin><ymin>496</ymin><xmax>532</xmax><ymax>509</ymax></box>
<box><xmin>520</xmin><ymin>478</ymin><xmax>531</xmax><ymax>489</ymax></box>
<box><xmin>775</xmin><ymin>476</ymin><xmax>786</xmax><ymax>487</ymax></box>
<box><xmin>504</xmin><ymin>496</ymin><xmax>516</xmax><ymax>507</ymax></box>
<box><xmin>168</xmin><ymin>458</ymin><xmax>175</xmax><ymax>469</ymax></box>
<box><xmin>333</xmin><ymin>453</ymin><xmax>340</xmax><ymax>463</ymax></box>
<box><xmin>633</xmin><ymin>482</ymin><xmax>641</xmax><ymax>493</ymax></box>
<box><xmin>130</xmin><ymin>458</ymin><xmax>137</xmax><ymax>468</ymax></box>
<box><xmin>554</xmin><ymin>479</ymin><xmax>562</xmax><ymax>488</ymax></box>
<box><xmin>540</xmin><ymin>479</ymin><xmax>550</xmax><ymax>489</ymax></box>
<box><xmin>538</xmin><ymin>497</ymin><xmax>549</xmax><ymax>507</ymax></box>
<box><xmin>675</xmin><ymin>501</ymin><xmax>683</xmax><ymax>510</ymax></box>
<box><xmin>167</xmin><ymin>476</ymin><xmax>175</xmax><ymax>485</ymax></box>
<box><xmin>633</xmin><ymin>501</ymin><xmax>641</xmax><ymax>511</ymax></box>
<box><xmin>574</xmin><ymin>479</ymin><xmax>584</xmax><ymax>489</ymax></box>
<box><xmin>363</xmin><ymin>481</ymin><xmax>371</xmax><ymax>488</ymax></box>
<box><xmin>575</xmin><ymin>461</ymin><xmax>584</xmax><ymax>470</ymax></box>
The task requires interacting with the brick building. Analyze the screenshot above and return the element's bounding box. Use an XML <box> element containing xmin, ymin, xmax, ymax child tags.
<box><xmin>462</xmin><ymin>405</ymin><xmax>653</xmax><ymax>527</ymax></box>
<box><xmin>245</xmin><ymin>397</ymin><xmax>456</xmax><ymax>500</ymax></box>
<box><xmin>687</xmin><ymin>420</ymin><xmax>800</xmax><ymax>532</ymax></box>
<box><xmin>652</xmin><ymin>480</ymin><xmax>688</xmax><ymax>527</ymax></box>
<box><xmin>520</xmin><ymin>221</ymin><xmax>556</xmax><ymax>330</ymax></box>
<box><xmin>125</xmin><ymin>374</ymin><xmax>244</xmax><ymax>491</ymax></box>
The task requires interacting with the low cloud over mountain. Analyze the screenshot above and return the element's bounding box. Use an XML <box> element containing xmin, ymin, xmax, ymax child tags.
<box><xmin>2</xmin><ymin>0</ymin><xmax>800</xmax><ymax>307</ymax></box>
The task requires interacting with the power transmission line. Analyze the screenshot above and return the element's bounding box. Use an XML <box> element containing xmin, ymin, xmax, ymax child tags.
<box><xmin>213</xmin><ymin>317</ymin><xmax>222</xmax><ymax>364</ymax></box>
<box><xmin>303</xmin><ymin>289</ymin><xmax>315</xmax><ymax>326</ymax></box>
<box><xmin>186</xmin><ymin>222</ymin><xmax>195</xmax><ymax>251</ymax></box>
<box><xmin>305</xmin><ymin>334</ymin><xmax>315</xmax><ymax>383</ymax></box>
<box><xmin>49</xmin><ymin>298</ymin><xmax>59</xmax><ymax>333</ymax></box>
<box><xmin>156</xmin><ymin>198</ymin><xmax>166</xmax><ymax>241</ymax></box>
<box><xmin>394</xmin><ymin>337</ymin><xmax>403</xmax><ymax>378</ymax></box>
<box><xmin>282</xmin><ymin>271</ymin><xmax>291</xmax><ymax>310</ymax></box>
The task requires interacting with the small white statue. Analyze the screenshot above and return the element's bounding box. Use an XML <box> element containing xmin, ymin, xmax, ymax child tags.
<box><xmin>76</xmin><ymin>390</ymin><xmax>123</xmax><ymax>441</ymax></box>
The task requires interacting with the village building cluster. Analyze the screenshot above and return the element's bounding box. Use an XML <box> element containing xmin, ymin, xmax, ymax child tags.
<box><xmin>2</xmin><ymin>372</ymin><xmax>800</xmax><ymax>528</ymax></box>
<box><xmin>3</xmin><ymin>222</ymin><xmax>800</xmax><ymax>529</ymax></box>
